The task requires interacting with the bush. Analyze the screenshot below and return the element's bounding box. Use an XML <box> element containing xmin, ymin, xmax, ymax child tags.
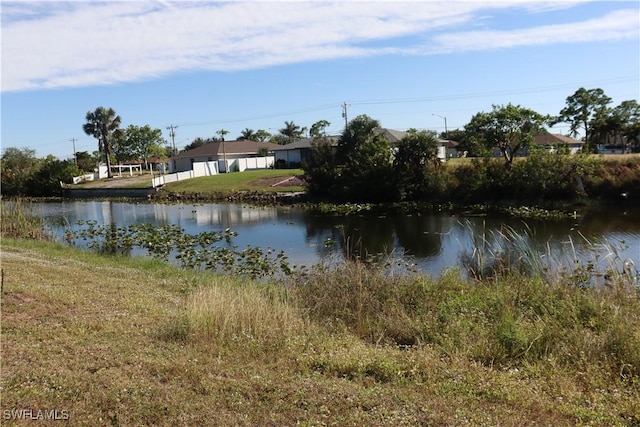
<box><xmin>582</xmin><ymin>156</ymin><xmax>640</xmax><ymax>200</ymax></box>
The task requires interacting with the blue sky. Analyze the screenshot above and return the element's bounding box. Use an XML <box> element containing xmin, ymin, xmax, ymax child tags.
<box><xmin>2</xmin><ymin>1</ymin><xmax>639</xmax><ymax>159</ymax></box>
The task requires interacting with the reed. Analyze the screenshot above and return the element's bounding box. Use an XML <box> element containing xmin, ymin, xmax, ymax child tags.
<box><xmin>0</xmin><ymin>199</ymin><xmax>50</xmax><ymax>240</ymax></box>
<box><xmin>459</xmin><ymin>220</ymin><xmax>548</xmax><ymax>280</ymax></box>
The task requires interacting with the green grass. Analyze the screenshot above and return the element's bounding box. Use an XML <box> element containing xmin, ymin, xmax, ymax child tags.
<box><xmin>163</xmin><ymin>169</ymin><xmax>305</xmax><ymax>193</ymax></box>
<box><xmin>2</xmin><ymin>238</ymin><xmax>639</xmax><ymax>426</ymax></box>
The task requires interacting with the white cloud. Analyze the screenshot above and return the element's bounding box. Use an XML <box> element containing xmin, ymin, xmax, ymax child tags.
<box><xmin>1</xmin><ymin>1</ymin><xmax>636</xmax><ymax>92</ymax></box>
<box><xmin>430</xmin><ymin>9</ymin><xmax>640</xmax><ymax>53</ymax></box>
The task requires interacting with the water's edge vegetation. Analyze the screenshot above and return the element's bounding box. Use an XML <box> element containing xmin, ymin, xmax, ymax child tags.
<box><xmin>151</xmin><ymin>154</ymin><xmax>640</xmax><ymax>210</ymax></box>
<box><xmin>1</xmin><ymin>203</ymin><xmax>639</xmax><ymax>425</ymax></box>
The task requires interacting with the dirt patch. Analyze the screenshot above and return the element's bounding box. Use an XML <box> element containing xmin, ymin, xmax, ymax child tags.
<box><xmin>250</xmin><ymin>175</ymin><xmax>306</xmax><ymax>187</ymax></box>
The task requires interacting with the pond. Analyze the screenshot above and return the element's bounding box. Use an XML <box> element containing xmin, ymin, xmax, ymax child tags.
<box><xmin>29</xmin><ymin>200</ymin><xmax>640</xmax><ymax>280</ymax></box>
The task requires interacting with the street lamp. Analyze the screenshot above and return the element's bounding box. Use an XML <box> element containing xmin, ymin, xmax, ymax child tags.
<box><xmin>432</xmin><ymin>114</ymin><xmax>447</xmax><ymax>137</ymax></box>
<box><xmin>433</xmin><ymin>113</ymin><xmax>450</xmax><ymax>160</ymax></box>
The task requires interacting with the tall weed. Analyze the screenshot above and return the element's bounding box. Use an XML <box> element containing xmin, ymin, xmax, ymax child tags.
<box><xmin>0</xmin><ymin>199</ymin><xmax>50</xmax><ymax>240</ymax></box>
<box><xmin>186</xmin><ymin>278</ymin><xmax>307</xmax><ymax>350</ymax></box>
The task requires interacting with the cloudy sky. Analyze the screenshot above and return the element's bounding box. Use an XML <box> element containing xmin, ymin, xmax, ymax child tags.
<box><xmin>2</xmin><ymin>1</ymin><xmax>639</xmax><ymax>158</ymax></box>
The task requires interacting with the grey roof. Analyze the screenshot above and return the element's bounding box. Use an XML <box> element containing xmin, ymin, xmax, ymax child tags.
<box><xmin>272</xmin><ymin>129</ymin><xmax>408</xmax><ymax>150</ymax></box>
<box><xmin>271</xmin><ymin>136</ymin><xmax>340</xmax><ymax>151</ymax></box>
<box><xmin>438</xmin><ymin>139</ymin><xmax>459</xmax><ymax>148</ymax></box>
<box><xmin>378</xmin><ymin>128</ymin><xmax>407</xmax><ymax>143</ymax></box>
<box><xmin>171</xmin><ymin>140</ymin><xmax>281</xmax><ymax>160</ymax></box>
<box><xmin>534</xmin><ymin>134</ymin><xmax>584</xmax><ymax>146</ymax></box>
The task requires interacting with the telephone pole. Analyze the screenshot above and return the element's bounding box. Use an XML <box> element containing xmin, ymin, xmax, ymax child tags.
<box><xmin>70</xmin><ymin>138</ymin><xmax>77</xmax><ymax>165</ymax></box>
<box><xmin>166</xmin><ymin>124</ymin><xmax>178</xmax><ymax>154</ymax></box>
<box><xmin>341</xmin><ymin>102</ymin><xmax>350</xmax><ymax>130</ymax></box>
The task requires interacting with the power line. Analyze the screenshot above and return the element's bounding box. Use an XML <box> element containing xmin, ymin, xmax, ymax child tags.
<box><xmin>349</xmin><ymin>75</ymin><xmax>639</xmax><ymax>107</ymax></box>
<box><xmin>167</xmin><ymin>75</ymin><xmax>637</xmax><ymax>131</ymax></box>
<box><xmin>176</xmin><ymin>103</ymin><xmax>338</xmax><ymax>128</ymax></box>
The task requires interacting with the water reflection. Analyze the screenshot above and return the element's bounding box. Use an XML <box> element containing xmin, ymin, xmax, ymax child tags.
<box><xmin>32</xmin><ymin>201</ymin><xmax>640</xmax><ymax>276</ymax></box>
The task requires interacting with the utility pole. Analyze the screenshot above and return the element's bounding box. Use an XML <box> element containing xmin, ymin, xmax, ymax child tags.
<box><xmin>70</xmin><ymin>138</ymin><xmax>77</xmax><ymax>165</ymax></box>
<box><xmin>341</xmin><ymin>102</ymin><xmax>350</xmax><ymax>130</ymax></box>
<box><xmin>166</xmin><ymin>124</ymin><xmax>178</xmax><ymax>154</ymax></box>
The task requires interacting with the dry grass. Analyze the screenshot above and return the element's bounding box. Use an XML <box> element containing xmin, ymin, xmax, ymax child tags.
<box><xmin>1</xmin><ymin>239</ymin><xmax>639</xmax><ymax>426</ymax></box>
<box><xmin>185</xmin><ymin>279</ymin><xmax>307</xmax><ymax>349</ymax></box>
<box><xmin>72</xmin><ymin>171</ymin><xmax>155</xmax><ymax>188</ymax></box>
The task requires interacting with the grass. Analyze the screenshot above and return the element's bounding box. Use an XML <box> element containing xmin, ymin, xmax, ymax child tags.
<box><xmin>163</xmin><ymin>169</ymin><xmax>305</xmax><ymax>194</ymax></box>
<box><xmin>2</xmin><ymin>237</ymin><xmax>639</xmax><ymax>426</ymax></box>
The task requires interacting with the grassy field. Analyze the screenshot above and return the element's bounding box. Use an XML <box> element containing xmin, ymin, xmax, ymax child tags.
<box><xmin>162</xmin><ymin>169</ymin><xmax>305</xmax><ymax>194</ymax></box>
<box><xmin>71</xmin><ymin>169</ymin><xmax>306</xmax><ymax>193</ymax></box>
<box><xmin>2</xmin><ymin>236</ymin><xmax>639</xmax><ymax>426</ymax></box>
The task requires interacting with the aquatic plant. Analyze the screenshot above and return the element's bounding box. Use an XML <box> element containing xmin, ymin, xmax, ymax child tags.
<box><xmin>459</xmin><ymin>220</ymin><xmax>548</xmax><ymax>280</ymax></box>
<box><xmin>458</xmin><ymin>219</ymin><xmax>640</xmax><ymax>291</ymax></box>
<box><xmin>64</xmin><ymin>221</ymin><xmax>292</xmax><ymax>279</ymax></box>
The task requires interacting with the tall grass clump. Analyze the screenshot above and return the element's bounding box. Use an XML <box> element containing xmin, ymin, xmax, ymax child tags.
<box><xmin>291</xmin><ymin>260</ymin><xmax>433</xmax><ymax>346</ymax></box>
<box><xmin>185</xmin><ymin>277</ymin><xmax>307</xmax><ymax>350</ymax></box>
<box><xmin>0</xmin><ymin>199</ymin><xmax>50</xmax><ymax>240</ymax></box>
<box><xmin>290</xmin><ymin>256</ymin><xmax>640</xmax><ymax>376</ymax></box>
<box><xmin>459</xmin><ymin>220</ymin><xmax>548</xmax><ymax>281</ymax></box>
<box><xmin>554</xmin><ymin>232</ymin><xmax>640</xmax><ymax>291</ymax></box>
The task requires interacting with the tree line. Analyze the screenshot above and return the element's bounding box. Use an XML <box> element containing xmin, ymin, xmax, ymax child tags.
<box><xmin>1</xmin><ymin>87</ymin><xmax>637</xmax><ymax>197</ymax></box>
<box><xmin>303</xmin><ymin>112</ymin><xmax>640</xmax><ymax>204</ymax></box>
<box><xmin>301</xmin><ymin>87</ymin><xmax>639</xmax><ymax>203</ymax></box>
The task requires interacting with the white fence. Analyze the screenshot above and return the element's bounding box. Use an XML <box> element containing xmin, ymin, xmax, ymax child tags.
<box><xmin>153</xmin><ymin>156</ymin><xmax>274</xmax><ymax>188</ymax></box>
<box><xmin>72</xmin><ymin>164</ymin><xmax>144</xmax><ymax>184</ymax></box>
<box><xmin>73</xmin><ymin>173</ymin><xmax>97</xmax><ymax>184</ymax></box>
<box><xmin>234</xmin><ymin>156</ymin><xmax>273</xmax><ymax>171</ymax></box>
<box><xmin>152</xmin><ymin>161</ymin><xmax>220</xmax><ymax>188</ymax></box>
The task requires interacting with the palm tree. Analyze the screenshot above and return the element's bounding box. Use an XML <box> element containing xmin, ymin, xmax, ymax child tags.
<box><xmin>216</xmin><ymin>129</ymin><xmax>229</xmax><ymax>141</ymax></box>
<box><xmin>253</xmin><ymin>129</ymin><xmax>272</xmax><ymax>142</ymax></box>
<box><xmin>279</xmin><ymin>121</ymin><xmax>302</xmax><ymax>143</ymax></box>
<box><xmin>83</xmin><ymin>107</ymin><xmax>122</xmax><ymax>178</ymax></box>
<box><xmin>238</xmin><ymin>128</ymin><xmax>256</xmax><ymax>141</ymax></box>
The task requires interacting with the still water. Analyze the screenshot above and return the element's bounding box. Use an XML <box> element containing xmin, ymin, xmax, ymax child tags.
<box><xmin>34</xmin><ymin>201</ymin><xmax>640</xmax><ymax>277</ymax></box>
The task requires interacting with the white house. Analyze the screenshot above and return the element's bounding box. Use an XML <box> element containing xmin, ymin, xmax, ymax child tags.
<box><xmin>272</xmin><ymin>136</ymin><xmax>340</xmax><ymax>167</ymax></box>
<box><xmin>492</xmin><ymin>133</ymin><xmax>586</xmax><ymax>157</ymax></box>
<box><xmin>531</xmin><ymin>134</ymin><xmax>585</xmax><ymax>155</ymax></box>
<box><xmin>272</xmin><ymin>129</ymin><xmax>452</xmax><ymax>168</ymax></box>
<box><xmin>169</xmin><ymin>140</ymin><xmax>280</xmax><ymax>173</ymax></box>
